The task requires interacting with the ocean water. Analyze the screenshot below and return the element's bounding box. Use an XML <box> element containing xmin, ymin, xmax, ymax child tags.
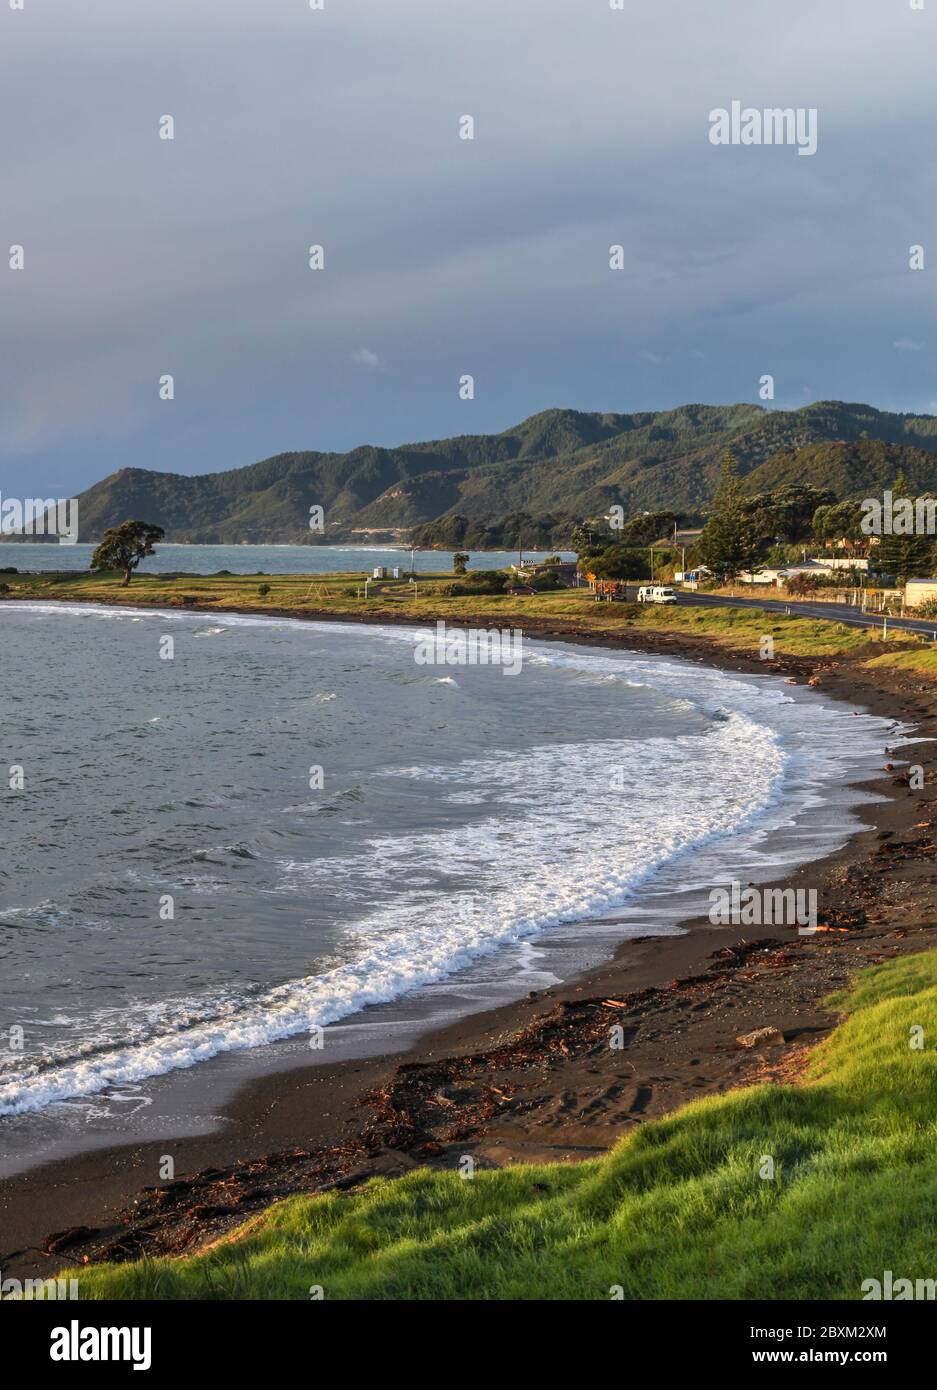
<box><xmin>0</xmin><ymin>542</ymin><xmax>572</xmax><ymax>576</ymax></box>
<box><xmin>0</xmin><ymin>604</ymin><xmax>901</xmax><ymax>1172</ymax></box>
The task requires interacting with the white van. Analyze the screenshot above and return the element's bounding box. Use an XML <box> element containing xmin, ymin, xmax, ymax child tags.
<box><xmin>637</xmin><ymin>585</ymin><xmax>678</xmax><ymax>604</ymax></box>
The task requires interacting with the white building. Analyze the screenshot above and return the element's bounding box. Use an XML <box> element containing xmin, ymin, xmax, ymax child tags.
<box><xmin>740</xmin><ymin>557</ymin><xmax>869</xmax><ymax>587</ymax></box>
<box><xmin>674</xmin><ymin>565</ymin><xmax>712</xmax><ymax>587</ymax></box>
<box><xmin>821</xmin><ymin>557</ymin><xmax>869</xmax><ymax>572</ymax></box>
<box><xmin>904</xmin><ymin>579</ymin><xmax>937</xmax><ymax>610</ymax></box>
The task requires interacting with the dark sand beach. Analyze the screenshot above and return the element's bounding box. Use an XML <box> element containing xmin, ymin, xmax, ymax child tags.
<box><xmin>2</xmin><ymin>610</ymin><xmax>936</xmax><ymax>1279</ymax></box>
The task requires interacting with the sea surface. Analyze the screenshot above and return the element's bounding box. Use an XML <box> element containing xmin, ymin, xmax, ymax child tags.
<box><xmin>0</xmin><ymin>542</ymin><xmax>573</xmax><ymax>575</ymax></box>
<box><xmin>0</xmin><ymin>603</ymin><xmax>902</xmax><ymax>1173</ymax></box>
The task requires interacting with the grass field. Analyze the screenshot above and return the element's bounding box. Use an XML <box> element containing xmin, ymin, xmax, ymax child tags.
<box><xmin>64</xmin><ymin>948</ymin><xmax>937</xmax><ymax>1300</ymax></box>
<box><xmin>1</xmin><ymin>566</ymin><xmax>924</xmax><ymax>663</ymax></box>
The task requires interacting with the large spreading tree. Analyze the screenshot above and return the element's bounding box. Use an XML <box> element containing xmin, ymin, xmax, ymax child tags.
<box><xmin>697</xmin><ymin>449</ymin><xmax>761</xmax><ymax>579</ymax></box>
<box><xmin>584</xmin><ymin>544</ymin><xmax>650</xmax><ymax>581</ymax></box>
<box><xmin>90</xmin><ymin>519</ymin><xmax>165</xmax><ymax>586</ymax></box>
<box><xmin>812</xmin><ymin>499</ymin><xmax>869</xmax><ymax>554</ymax></box>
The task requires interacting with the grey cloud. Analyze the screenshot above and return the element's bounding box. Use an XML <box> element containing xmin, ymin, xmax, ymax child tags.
<box><xmin>2</xmin><ymin>0</ymin><xmax>936</xmax><ymax>494</ymax></box>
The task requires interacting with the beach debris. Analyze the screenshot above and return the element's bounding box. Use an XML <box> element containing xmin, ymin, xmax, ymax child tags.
<box><xmin>735</xmin><ymin>1027</ymin><xmax>785</xmax><ymax>1050</ymax></box>
<box><xmin>41</xmin><ymin>1225</ymin><xmax>100</xmax><ymax>1256</ymax></box>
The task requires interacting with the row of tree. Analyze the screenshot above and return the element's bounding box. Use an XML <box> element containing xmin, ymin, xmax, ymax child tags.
<box><xmin>697</xmin><ymin>455</ymin><xmax>934</xmax><ymax>582</ymax></box>
<box><xmin>409</xmin><ymin>511</ymin><xmax>576</xmax><ymax>551</ymax></box>
<box><xmin>579</xmin><ymin>453</ymin><xmax>937</xmax><ymax>584</ymax></box>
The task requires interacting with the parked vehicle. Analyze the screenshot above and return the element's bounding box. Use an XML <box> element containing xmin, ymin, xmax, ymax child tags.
<box><xmin>637</xmin><ymin>585</ymin><xmax>678</xmax><ymax>604</ymax></box>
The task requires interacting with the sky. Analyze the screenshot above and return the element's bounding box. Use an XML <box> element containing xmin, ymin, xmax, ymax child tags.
<box><xmin>1</xmin><ymin>0</ymin><xmax>936</xmax><ymax>498</ymax></box>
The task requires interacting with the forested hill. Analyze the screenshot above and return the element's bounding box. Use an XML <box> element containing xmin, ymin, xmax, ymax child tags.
<box><xmin>741</xmin><ymin>438</ymin><xmax>937</xmax><ymax>498</ymax></box>
<box><xmin>33</xmin><ymin>401</ymin><xmax>937</xmax><ymax>543</ymax></box>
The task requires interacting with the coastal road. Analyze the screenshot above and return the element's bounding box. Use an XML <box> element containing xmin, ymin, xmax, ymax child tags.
<box><xmin>621</xmin><ymin>586</ymin><xmax>937</xmax><ymax>640</ymax></box>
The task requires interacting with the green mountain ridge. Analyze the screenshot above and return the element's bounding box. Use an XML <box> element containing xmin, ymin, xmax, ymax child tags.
<box><xmin>21</xmin><ymin>401</ymin><xmax>937</xmax><ymax>544</ymax></box>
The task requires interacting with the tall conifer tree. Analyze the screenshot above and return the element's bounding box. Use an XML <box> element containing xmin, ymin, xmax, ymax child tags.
<box><xmin>876</xmin><ymin>472</ymin><xmax>934</xmax><ymax>581</ymax></box>
<box><xmin>697</xmin><ymin>449</ymin><xmax>761</xmax><ymax>578</ymax></box>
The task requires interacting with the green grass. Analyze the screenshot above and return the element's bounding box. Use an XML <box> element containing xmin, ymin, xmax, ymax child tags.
<box><xmin>2</xmin><ymin>569</ymin><xmax>922</xmax><ymax>661</ymax></box>
<box><xmin>65</xmin><ymin>949</ymin><xmax>937</xmax><ymax>1300</ymax></box>
<box><xmin>628</xmin><ymin>603</ymin><xmax>903</xmax><ymax>656</ymax></box>
<box><xmin>864</xmin><ymin>646</ymin><xmax>937</xmax><ymax>675</ymax></box>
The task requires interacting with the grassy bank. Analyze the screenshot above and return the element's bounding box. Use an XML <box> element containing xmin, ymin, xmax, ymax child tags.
<box><xmin>65</xmin><ymin>949</ymin><xmax>937</xmax><ymax>1300</ymax></box>
<box><xmin>0</xmin><ymin>567</ymin><xmax>923</xmax><ymax>662</ymax></box>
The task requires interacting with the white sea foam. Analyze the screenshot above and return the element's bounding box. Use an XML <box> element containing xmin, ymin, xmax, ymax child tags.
<box><xmin>0</xmin><ymin>709</ymin><xmax>784</xmax><ymax>1115</ymax></box>
<box><xmin>0</xmin><ymin>608</ymin><xmax>901</xmax><ymax>1117</ymax></box>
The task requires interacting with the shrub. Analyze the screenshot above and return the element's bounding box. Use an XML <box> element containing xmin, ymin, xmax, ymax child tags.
<box><xmin>530</xmin><ymin>570</ymin><xmax>562</xmax><ymax>591</ymax></box>
<box><xmin>445</xmin><ymin>569</ymin><xmax>508</xmax><ymax>596</ymax></box>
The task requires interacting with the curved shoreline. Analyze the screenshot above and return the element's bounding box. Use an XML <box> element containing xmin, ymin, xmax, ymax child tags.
<box><xmin>0</xmin><ymin>605</ymin><xmax>886</xmax><ymax>1127</ymax></box>
<box><xmin>1</xmin><ymin>605</ymin><xmax>935</xmax><ymax>1277</ymax></box>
